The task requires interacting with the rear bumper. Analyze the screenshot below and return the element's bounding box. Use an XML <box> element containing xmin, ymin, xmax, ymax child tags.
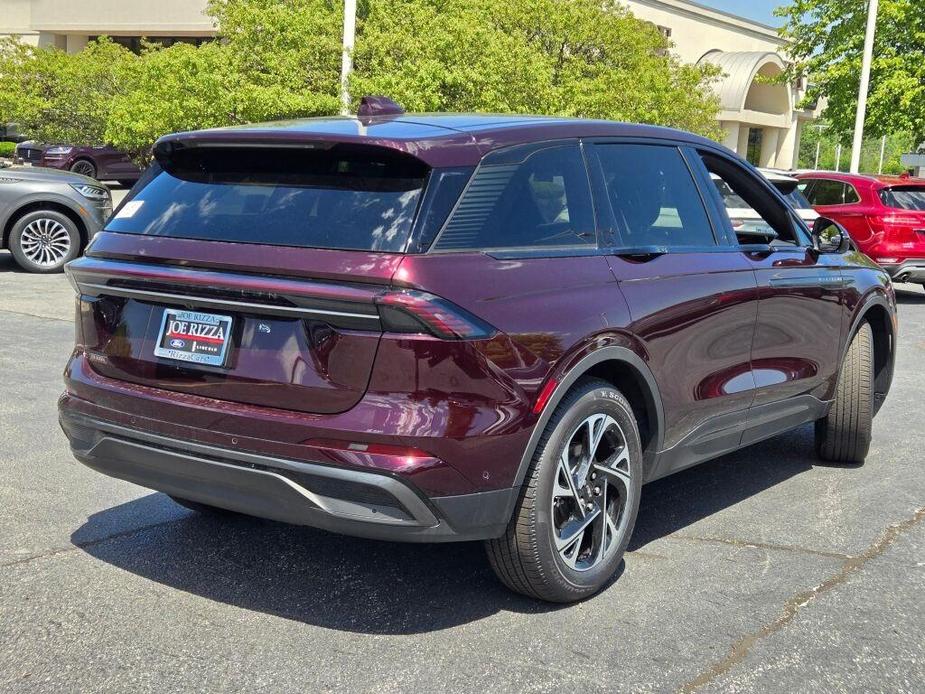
<box><xmin>879</xmin><ymin>260</ymin><xmax>925</xmax><ymax>282</ymax></box>
<box><xmin>59</xmin><ymin>410</ymin><xmax>516</xmax><ymax>543</ymax></box>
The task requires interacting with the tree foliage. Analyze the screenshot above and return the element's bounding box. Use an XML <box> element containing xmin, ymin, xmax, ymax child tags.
<box><xmin>351</xmin><ymin>0</ymin><xmax>721</xmax><ymax>136</ymax></box>
<box><xmin>798</xmin><ymin>120</ymin><xmax>916</xmax><ymax>173</ymax></box>
<box><xmin>1</xmin><ymin>0</ymin><xmax>723</xmax><ymax>162</ymax></box>
<box><xmin>777</xmin><ymin>0</ymin><xmax>925</xmax><ymax>144</ymax></box>
<box><xmin>0</xmin><ymin>36</ymin><xmax>136</xmax><ymax>145</ymax></box>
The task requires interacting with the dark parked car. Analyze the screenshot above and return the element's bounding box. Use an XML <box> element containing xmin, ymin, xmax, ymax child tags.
<box><xmin>15</xmin><ymin>141</ymin><xmax>141</xmax><ymax>184</ymax></box>
<box><xmin>59</xmin><ymin>102</ymin><xmax>896</xmax><ymax>602</ymax></box>
<box><xmin>797</xmin><ymin>171</ymin><xmax>925</xmax><ymax>284</ymax></box>
<box><xmin>1</xmin><ymin>123</ymin><xmax>28</xmax><ymax>144</ymax></box>
<box><xmin>0</xmin><ymin>162</ymin><xmax>112</xmax><ymax>272</ymax></box>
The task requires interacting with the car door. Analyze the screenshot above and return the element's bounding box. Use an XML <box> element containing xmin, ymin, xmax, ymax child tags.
<box><xmin>587</xmin><ymin>141</ymin><xmax>760</xmax><ymax>477</ymax></box>
<box><xmin>695</xmin><ymin>153</ymin><xmax>845</xmax><ymax>444</ymax></box>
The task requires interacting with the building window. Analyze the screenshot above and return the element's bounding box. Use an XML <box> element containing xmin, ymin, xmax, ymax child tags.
<box><xmin>89</xmin><ymin>35</ymin><xmax>212</xmax><ymax>54</ymax></box>
<box><xmin>746</xmin><ymin>128</ymin><xmax>763</xmax><ymax>165</ymax></box>
<box><xmin>656</xmin><ymin>25</ymin><xmax>672</xmax><ymax>39</ymax></box>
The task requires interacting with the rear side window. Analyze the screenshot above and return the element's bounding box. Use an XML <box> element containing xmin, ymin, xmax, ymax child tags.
<box><xmin>879</xmin><ymin>186</ymin><xmax>925</xmax><ymax>211</ymax></box>
<box><xmin>432</xmin><ymin>144</ymin><xmax>595</xmax><ymax>251</ymax></box>
<box><xmin>595</xmin><ymin>144</ymin><xmax>715</xmax><ymax>248</ymax></box>
<box><xmin>105</xmin><ymin>145</ymin><xmax>429</xmax><ymax>252</ymax></box>
<box><xmin>806</xmin><ymin>179</ymin><xmax>859</xmax><ymax>205</ymax></box>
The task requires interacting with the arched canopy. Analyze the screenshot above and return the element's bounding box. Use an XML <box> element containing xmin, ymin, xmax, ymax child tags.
<box><xmin>698</xmin><ymin>50</ymin><xmax>792</xmax><ymax>116</ymax></box>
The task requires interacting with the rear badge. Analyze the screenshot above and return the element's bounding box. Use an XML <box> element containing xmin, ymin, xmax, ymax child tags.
<box><xmin>154</xmin><ymin>308</ymin><xmax>233</xmax><ymax>367</ymax></box>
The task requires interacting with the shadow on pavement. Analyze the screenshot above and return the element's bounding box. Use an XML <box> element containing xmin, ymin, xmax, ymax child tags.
<box><xmin>894</xmin><ymin>286</ymin><xmax>925</xmax><ymax>303</ymax></box>
<box><xmin>73</xmin><ymin>424</ymin><xmax>819</xmax><ymax>634</ymax></box>
<box><xmin>0</xmin><ymin>252</ymin><xmax>28</xmax><ymax>272</ymax></box>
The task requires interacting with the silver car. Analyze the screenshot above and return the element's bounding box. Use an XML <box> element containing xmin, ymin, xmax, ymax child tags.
<box><xmin>0</xmin><ymin>163</ymin><xmax>112</xmax><ymax>272</ymax></box>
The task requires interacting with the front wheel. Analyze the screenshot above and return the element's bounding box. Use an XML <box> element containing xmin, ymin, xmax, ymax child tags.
<box><xmin>69</xmin><ymin>159</ymin><xmax>97</xmax><ymax>179</ymax></box>
<box><xmin>486</xmin><ymin>378</ymin><xmax>643</xmax><ymax>602</ymax></box>
<box><xmin>9</xmin><ymin>209</ymin><xmax>81</xmax><ymax>273</ymax></box>
<box><xmin>815</xmin><ymin>322</ymin><xmax>873</xmax><ymax>463</ymax></box>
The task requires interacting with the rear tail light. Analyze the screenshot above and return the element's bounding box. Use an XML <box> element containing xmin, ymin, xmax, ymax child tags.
<box><xmin>374</xmin><ymin>290</ymin><xmax>497</xmax><ymax>340</ymax></box>
<box><xmin>866</xmin><ymin>214</ymin><xmax>924</xmax><ymax>234</ymax></box>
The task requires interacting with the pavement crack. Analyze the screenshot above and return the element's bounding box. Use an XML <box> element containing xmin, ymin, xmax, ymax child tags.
<box><xmin>1</xmin><ymin>517</ymin><xmax>185</xmax><ymax>568</ymax></box>
<box><xmin>678</xmin><ymin>506</ymin><xmax>925</xmax><ymax>694</ymax></box>
<box><xmin>0</xmin><ymin>308</ymin><xmax>70</xmax><ymax>323</ymax></box>
<box><xmin>667</xmin><ymin>534</ymin><xmax>852</xmax><ymax>560</ymax></box>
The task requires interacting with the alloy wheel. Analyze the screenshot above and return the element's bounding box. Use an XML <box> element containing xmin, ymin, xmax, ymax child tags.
<box><xmin>551</xmin><ymin>413</ymin><xmax>632</xmax><ymax>572</ymax></box>
<box><xmin>19</xmin><ymin>217</ymin><xmax>72</xmax><ymax>268</ymax></box>
<box><xmin>70</xmin><ymin>160</ymin><xmax>96</xmax><ymax>178</ymax></box>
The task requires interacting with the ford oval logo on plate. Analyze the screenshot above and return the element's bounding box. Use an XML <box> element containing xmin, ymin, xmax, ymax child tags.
<box><xmin>169</xmin><ymin>338</ymin><xmax>186</xmax><ymax>349</ymax></box>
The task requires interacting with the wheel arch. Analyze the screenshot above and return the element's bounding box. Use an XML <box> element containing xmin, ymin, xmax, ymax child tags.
<box><xmin>513</xmin><ymin>346</ymin><xmax>665</xmax><ymax>490</ymax></box>
<box><xmin>2</xmin><ymin>199</ymin><xmax>89</xmax><ymax>250</ymax></box>
<box><xmin>845</xmin><ymin>292</ymin><xmax>896</xmax><ymax>412</ymax></box>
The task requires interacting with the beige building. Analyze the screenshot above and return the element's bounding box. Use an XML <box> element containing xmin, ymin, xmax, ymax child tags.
<box><xmin>625</xmin><ymin>0</ymin><xmax>816</xmax><ymax>169</ymax></box>
<box><xmin>1</xmin><ymin>0</ymin><xmax>814</xmax><ymax>168</ymax></box>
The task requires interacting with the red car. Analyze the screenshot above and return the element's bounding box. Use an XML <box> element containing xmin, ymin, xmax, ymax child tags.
<box><xmin>797</xmin><ymin>171</ymin><xmax>925</xmax><ymax>283</ymax></box>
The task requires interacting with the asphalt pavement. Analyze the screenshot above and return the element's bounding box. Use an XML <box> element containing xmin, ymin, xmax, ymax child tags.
<box><xmin>0</xmin><ymin>255</ymin><xmax>922</xmax><ymax>693</ymax></box>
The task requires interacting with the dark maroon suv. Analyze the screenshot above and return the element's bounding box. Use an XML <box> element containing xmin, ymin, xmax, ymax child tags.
<box><xmin>59</xmin><ymin>103</ymin><xmax>897</xmax><ymax>602</ymax></box>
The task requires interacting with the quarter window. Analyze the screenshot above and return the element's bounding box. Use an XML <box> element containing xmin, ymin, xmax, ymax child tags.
<box><xmin>595</xmin><ymin>144</ymin><xmax>716</xmax><ymax>248</ymax></box>
<box><xmin>432</xmin><ymin>145</ymin><xmax>594</xmax><ymax>251</ymax></box>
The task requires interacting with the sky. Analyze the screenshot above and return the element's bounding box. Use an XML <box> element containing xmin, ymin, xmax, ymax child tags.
<box><xmin>695</xmin><ymin>0</ymin><xmax>785</xmax><ymax>27</ymax></box>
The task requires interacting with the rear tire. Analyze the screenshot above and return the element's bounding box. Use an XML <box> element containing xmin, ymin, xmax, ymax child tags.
<box><xmin>815</xmin><ymin>322</ymin><xmax>873</xmax><ymax>463</ymax></box>
<box><xmin>485</xmin><ymin>378</ymin><xmax>643</xmax><ymax>602</ymax></box>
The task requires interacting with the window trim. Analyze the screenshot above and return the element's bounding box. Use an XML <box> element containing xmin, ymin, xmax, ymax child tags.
<box><xmin>426</xmin><ymin>140</ymin><xmax>600</xmax><ymax>255</ymax></box>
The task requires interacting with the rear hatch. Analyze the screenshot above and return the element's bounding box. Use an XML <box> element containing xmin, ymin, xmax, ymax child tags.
<box><xmin>67</xmin><ymin>141</ymin><xmax>443</xmax><ymax>414</ymax></box>
<box><xmin>873</xmin><ymin>184</ymin><xmax>925</xmax><ymax>256</ymax></box>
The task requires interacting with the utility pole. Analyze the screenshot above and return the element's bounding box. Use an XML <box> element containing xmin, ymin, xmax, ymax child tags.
<box><xmin>339</xmin><ymin>0</ymin><xmax>357</xmax><ymax>116</ymax></box>
<box><xmin>850</xmin><ymin>0</ymin><xmax>879</xmax><ymax>173</ymax></box>
<box><xmin>878</xmin><ymin>135</ymin><xmax>887</xmax><ymax>174</ymax></box>
<box><xmin>813</xmin><ymin>122</ymin><xmax>827</xmax><ymax>169</ymax></box>
<box><xmin>835</xmin><ymin>143</ymin><xmax>842</xmax><ymax>171</ymax></box>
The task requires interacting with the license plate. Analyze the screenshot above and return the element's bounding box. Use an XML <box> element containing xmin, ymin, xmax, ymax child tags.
<box><xmin>154</xmin><ymin>308</ymin><xmax>233</xmax><ymax>366</ymax></box>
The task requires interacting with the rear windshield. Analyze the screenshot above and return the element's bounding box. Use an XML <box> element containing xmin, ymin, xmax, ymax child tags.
<box><xmin>712</xmin><ymin>178</ymin><xmax>748</xmax><ymax>209</ymax></box>
<box><xmin>105</xmin><ymin>144</ymin><xmax>429</xmax><ymax>252</ymax></box>
<box><xmin>879</xmin><ymin>185</ymin><xmax>925</xmax><ymax>211</ymax></box>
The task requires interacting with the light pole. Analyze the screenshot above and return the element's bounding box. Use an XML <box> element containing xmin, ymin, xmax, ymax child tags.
<box><xmin>340</xmin><ymin>0</ymin><xmax>357</xmax><ymax>116</ymax></box>
<box><xmin>849</xmin><ymin>0</ymin><xmax>879</xmax><ymax>173</ymax></box>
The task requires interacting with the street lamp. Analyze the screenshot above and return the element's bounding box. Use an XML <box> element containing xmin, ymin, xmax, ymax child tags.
<box><xmin>849</xmin><ymin>0</ymin><xmax>879</xmax><ymax>173</ymax></box>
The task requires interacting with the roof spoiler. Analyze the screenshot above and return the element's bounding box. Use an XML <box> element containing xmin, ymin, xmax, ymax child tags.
<box><xmin>357</xmin><ymin>95</ymin><xmax>405</xmax><ymax>119</ymax></box>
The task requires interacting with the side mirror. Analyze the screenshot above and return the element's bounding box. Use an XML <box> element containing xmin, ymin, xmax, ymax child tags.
<box><xmin>812</xmin><ymin>217</ymin><xmax>851</xmax><ymax>254</ymax></box>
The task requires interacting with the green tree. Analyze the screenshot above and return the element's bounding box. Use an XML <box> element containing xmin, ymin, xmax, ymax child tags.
<box><xmin>351</xmin><ymin>0</ymin><xmax>722</xmax><ymax>136</ymax></box>
<box><xmin>4</xmin><ymin>0</ymin><xmax>723</xmax><ymax>162</ymax></box>
<box><xmin>777</xmin><ymin>0</ymin><xmax>925</xmax><ymax>146</ymax></box>
<box><xmin>0</xmin><ymin>36</ymin><xmax>136</xmax><ymax>145</ymax></box>
<box><xmin>798</xmin><ymin>121</ymin><xmax>916</xmax><ymax>173</ymax></box>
